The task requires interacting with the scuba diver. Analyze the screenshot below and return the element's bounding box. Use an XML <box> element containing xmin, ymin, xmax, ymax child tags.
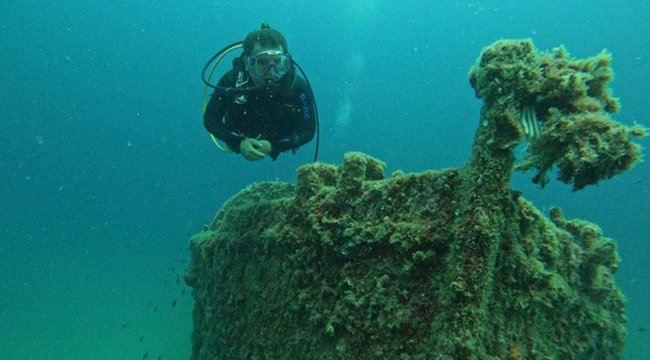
<box><xmin>202</xmin><ymin>24</ymin><xmax>319</xmax><ymax>161</ymax></box>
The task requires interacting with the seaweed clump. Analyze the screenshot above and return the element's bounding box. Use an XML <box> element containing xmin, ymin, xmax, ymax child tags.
<box><xmin>185</xmin><ymin>39</ymin><xmax>639</xmax><ymax>359</ymax></box>
<box><xmin>469</xmin><ymin>40</ymin><xmax>645</xmax><ymax>190</ymax></box>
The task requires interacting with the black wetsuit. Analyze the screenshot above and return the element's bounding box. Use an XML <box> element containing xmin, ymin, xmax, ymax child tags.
<box><xmin>203</xmin><ymin>62</ymin><xmax>316</xmax><ymax>160</ymax></box>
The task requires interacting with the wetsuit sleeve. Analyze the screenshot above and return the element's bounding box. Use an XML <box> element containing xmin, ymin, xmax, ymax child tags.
<box><xmin>270</xmin><ymin>77</ymin><xmax>316</xmax><ymax>159</ymax></box>
<box><xmin>203</xmin><ymin>74</ymin><xmax>243</xmax><ymax>153</ymax></box>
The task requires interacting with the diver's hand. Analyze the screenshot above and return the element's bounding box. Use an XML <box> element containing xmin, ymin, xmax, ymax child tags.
<box><xmin>255</xmin><ymin>140</ymin><xmax>272</xmax><ymax>155</ymax></box>
<box><xmin>239</xmin><ymin>138</ymin><xmax>269</xmax><ymax>161</ymax></box>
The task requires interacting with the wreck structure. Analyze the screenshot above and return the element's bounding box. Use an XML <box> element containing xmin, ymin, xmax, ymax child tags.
<box><xmin>185</xmin><ymin>40</ymin><xmax>645</xmax><ymax>359</ymax></box>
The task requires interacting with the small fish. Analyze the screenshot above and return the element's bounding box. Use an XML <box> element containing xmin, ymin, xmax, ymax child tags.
<box><xmin>172</xmin><ymin>300</ymin><xmax>177</xmax><ymax>308</ymax></box>
<box><xmin>157</xmin><ymin>355</ymin><xmax>162</xmax><ymax>360</ymax></box>
<box><xmin>153</xmin><ymin>306</ymin><xmax>158</xmax><ymax>313</ymax></box>
<box><xmin>638</xmin><ymin>327</ymin><xmax>646</xmax><ymax>332</ymax></box>
<box><xmin>121</xmin><ymin>323</ymin><xmax>127</xmax><ymax>330</ymax></box>
<box><xmin>139</xmin><ymin>336</ymin><xmax>144</xmax><ymax>343</ymax></box>
<box><xmin>181</xmin><ymin>289</ymin><xmax>186</xmax><ymax>296</ymax></box>
<box><xmin>142</xmin><ymin>352</ymin><xmax>149</xmax><ymax>360</ymax></box>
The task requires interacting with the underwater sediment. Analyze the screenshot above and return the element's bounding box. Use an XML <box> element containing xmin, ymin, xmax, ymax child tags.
<box><xmin>185</xmin><ymin>39</ymin><xmax>645</xmax><ymax>359</ymax></box>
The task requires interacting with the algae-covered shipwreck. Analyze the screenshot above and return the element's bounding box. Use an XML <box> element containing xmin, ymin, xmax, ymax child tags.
<box><xmin>185</xmin><ymin>40</ymin><xmax>645</xmax><ymax>359</ymax></box>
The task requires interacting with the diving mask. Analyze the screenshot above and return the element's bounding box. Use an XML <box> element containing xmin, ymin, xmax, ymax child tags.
<box><xmin>248</xmin><ymin>50</ymin><xmax>292</xmax><ymax>78</ymax></box>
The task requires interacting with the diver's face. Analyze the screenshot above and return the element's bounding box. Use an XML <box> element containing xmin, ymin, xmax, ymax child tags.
<box><xmin>247</xmin><ymin>43</ymin><xmax>287</xmax><ymax>87</ymax></box>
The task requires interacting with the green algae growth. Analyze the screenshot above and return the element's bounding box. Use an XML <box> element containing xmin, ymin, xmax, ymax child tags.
<box><xmin>185</xmin><ymin>39</ymin><xmax>644</xmax><ymax>359</ymax></box>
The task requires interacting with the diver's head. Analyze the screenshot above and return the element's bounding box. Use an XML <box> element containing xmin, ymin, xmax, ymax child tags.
<box><xmin>243</xmin><ymin>24</ymin><xmax>292</xmax><ymax>88</ymax></box>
